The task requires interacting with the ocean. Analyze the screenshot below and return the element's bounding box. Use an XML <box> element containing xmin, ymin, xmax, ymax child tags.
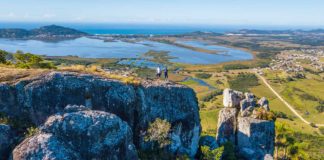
<box><xmin>0</xmin><ymin>22</ymin><xmax>315</xmax><ymax>35</ymax></box>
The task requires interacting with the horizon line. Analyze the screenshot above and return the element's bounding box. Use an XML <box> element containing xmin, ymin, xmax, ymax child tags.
<box><xmin>1</xmin><ymin>21</ymin><xmax>324</xmax><ymax>28</ymax></box>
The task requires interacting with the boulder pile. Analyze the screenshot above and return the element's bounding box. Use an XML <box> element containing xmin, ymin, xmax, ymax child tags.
<box><xmin>215</xmin><ymin>88</ymin><xmax>275</xmax><ymax>160</ymax></box>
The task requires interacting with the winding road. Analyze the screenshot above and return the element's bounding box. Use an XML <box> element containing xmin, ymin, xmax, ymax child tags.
<box><xmin>255</xmin><ymin>71</ymin><xmax>324</xmax><ymax>127</ymax></box>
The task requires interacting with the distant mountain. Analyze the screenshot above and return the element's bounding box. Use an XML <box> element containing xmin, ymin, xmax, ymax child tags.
<box><xmin>185</xmin><ymin>31</ymin><xmax>223</xmax><ymax>36</ymax></box>
<box><xmin>0</xmin><ymin>29</ymin><xmax>30</xmax><ymax>38</ymax></box>
<box><xmin>0</xmin><ymin>25</ymin><xmax>88</xmax><ymax>40</ymax></box>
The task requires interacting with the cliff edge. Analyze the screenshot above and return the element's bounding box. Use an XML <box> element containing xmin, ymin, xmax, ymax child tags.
<box><xmin>0</xmin><ymin>71</ymin><xmax>201</xmax><ymax>159</ymax></box>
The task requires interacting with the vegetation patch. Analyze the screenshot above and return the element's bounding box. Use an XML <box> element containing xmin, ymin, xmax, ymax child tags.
<box><xmin>275</xmin><ymin>122</ymin><xmax>324</xmax><ymax>160</ymax></box>
<box><xmin>253</xmin><ymin>107</ymin><xmax>276</xmax><ymax>121</ymax></box>
<box><xmin>223</xmin><ymin>64</ymin><xmax>250</xmax><ymax>71</ymax></box>
<box><xmin>144</xmin><ymin>118</ymin><xmax>171</xmax><ymax>148</ymax></box>
<box><xmin>195</xmin><ymin>73</ymin><xmax>212</xmax><ymax>79</ymax></box>
<box><xmin>201</xmin><ymin>89</ymin><xmax>222</xmax><ymax>102</ymax></box>
<box><xmin>228</xmin><ymin>73</ymin><xmax>259</xmax><ymax>92</ymax></box>
<box><xmin>14</xmin><ymin>51</ymin><xmax>56</xmax><ymax>69</ymax></box>
<box><xmin>0</xmin><ymin>50</ymin><xmax>9</xmax><ymax>64</ymax></box>
<box><xmin>142</xmin><ymin>50</ymin><xmax>174</xmax><ymax>65</ymax></box>
<box><xmin>200</xmin><ymin>145</ymin><xmax>224</xmax><ymax>160</ymax></box>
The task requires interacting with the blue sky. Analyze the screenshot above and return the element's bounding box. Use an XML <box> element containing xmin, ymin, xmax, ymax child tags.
<box><xmin>0</xmin><ymin>0</ymin><xmax>323</xmax><ymax>26</ymax></box>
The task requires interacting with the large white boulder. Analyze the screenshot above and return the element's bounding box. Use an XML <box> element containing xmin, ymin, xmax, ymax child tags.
<box><xmin>223</xmin><ymin>88</ymin><xmax>243</xmax><ymax>108</ymax></box>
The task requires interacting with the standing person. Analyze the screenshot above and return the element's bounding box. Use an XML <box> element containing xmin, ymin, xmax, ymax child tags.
<box><xmin>164</xmin><ymin>66</ymin><xmax>168</xmax><ymax>80</ymax></box>
<box><xmin>156</xmin><ymin>66</ymin><xmax>161</xmax><ymax>79</ymax></box>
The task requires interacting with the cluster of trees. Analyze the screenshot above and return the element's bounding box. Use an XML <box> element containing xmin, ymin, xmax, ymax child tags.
<box><xmin>0</xmin><ymin>50</ymin><xmax>55</xmax><ymax>69</ymax></box>
<box><xmin>228</xmin><ymin>73</ymin><xmax>259</xmax><ymax>92</ymax></box>
<box><xmin>201</xmin><ymin>90</ymin><xmax>223</xmax><ymax>102</ymax></box>
<box><xmin>222</xmin><ymin>60</ymin><xmax>270</xmax><ymax>71</ymax></box>
<box><xmin>0</xmin><ymin>50</ymin><xmax>10</xmax><ymax>64</ymax></box>
<box><xmin>195</xmin><ymin>73</ymin><xmax>212</xmax><ymax>79</ymax></box>
<box><xmin>223</xmin><ymin>64</ymin><xmax>250</xmax><ymax>71</ymax></box>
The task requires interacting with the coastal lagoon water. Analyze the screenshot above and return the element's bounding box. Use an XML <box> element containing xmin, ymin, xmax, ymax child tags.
<box><xmin>0</xmin><ymin>37</ymin><xmax>253</xmax><ymax>64</ymax></box>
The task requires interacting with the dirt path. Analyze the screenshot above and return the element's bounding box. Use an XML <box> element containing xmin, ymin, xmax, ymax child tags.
<box><xmin>256</xmin><ymin>72</ymin><xmax>324</xmax><ymax>127</ymax></box>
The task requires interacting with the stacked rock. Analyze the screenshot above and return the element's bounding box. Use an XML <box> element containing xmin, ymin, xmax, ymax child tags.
<box><xmin>215</xmin><ymin>88</ymin><xmax>274</xmax><ymax>160</ymax></box>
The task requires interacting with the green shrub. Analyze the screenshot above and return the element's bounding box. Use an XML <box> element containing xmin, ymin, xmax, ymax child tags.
<box><xmin>253</xmin><ymin>108</ymin><xmax>276</xmax><ymax>121</ymax></box>
<box><xmin>315</xmin><ymin>104</ymin><xmax>324</xmax><ymax>113</ymax></box>
<box><xmin>286</xmin><ymin>76</ymin><xmax>294</xmax><ymax>82</ymax></box>
<box><xmin>309</xmin><ymin>123</ymin><xmax>317</xmax><ymax>128</ymax></box>
<box><xmin>0</xmin><ymin>50</ymin><xmax>9</xmax><ymax>64</ymax></box>
<box><xmin>300</xmin><ymin>93</ymin><xmax>318</xmax><ymax>101</ymax></box>
<box><xmin>195</xmin><ymin>73</ymin><xmax>212</xmax><ymax>79</ymax></box>
<box><xmin>273</xmin><ymin>111</ymin><xmax>294</xmax><ymax>121</ymax></box>
<box><xmin>13</xmin><ymin>52</ymin><xmax>56</xmax><ymax>69</ymax></box>
<box><xmin>25</xmin><ymin>126</ymin><xmax>39</xmax><ymax>138</ymax></box>
<box><xmin>201</xmin><ymin>145</ymin><xmax>224</xmax><ymax>160</ymax></box>
<box><xmin>145</xmin><ymin>118</ymin><xmax>171</xmax><ymax>148</ymax></box>
<box><xmin>0</xmin><ymin>115</ymin><xmax>9</xmax><ymax>124</ymax></box>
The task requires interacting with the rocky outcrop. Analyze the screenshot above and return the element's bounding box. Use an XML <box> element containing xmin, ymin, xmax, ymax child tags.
<box><xmin>0</xmin><ymin>72</ymin><xmax>200</xmax><ymax>157</ymax></box>
<box><xmin>258</xmin><ymin>97</ymin><xmax>270</xmax><ymax>111</ymax></box>
<box><xmin>216</xmin><ymin>88</ymin><xmax>275</xmax><ymax>159</ymax></box>
<box><xmin>216</xmin><ymin>108</ymin><xmax>237</xmax><ymax>145</ymax></box>
<box><xmin>222</xmin><ymin>88</ymin><xmax>243</xmax><ymax>108</ymax></box>
<box><xmin>0</xmin><ymin>124</ymin><xmax>13</xmax><ymax>159</ymax></box>
<box><xmin>13</xmin><ymin>106</ymin><xmax>138</xmax><ymax>160</ymax></box>
<box><xmin>237</xmin><ymin>117</ymin><xmax>275</xmax><ymax>160</ymax></box>
<box><xmin>240</xmin><ymin>92</ymin><xmax>256</xmax><ymax>117</ymax></box>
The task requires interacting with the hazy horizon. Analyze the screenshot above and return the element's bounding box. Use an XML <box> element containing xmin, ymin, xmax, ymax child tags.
<box><xmin>1</xmin><ymin>0</ymin><xmax>324</xmax><ymax>27</ymax></box>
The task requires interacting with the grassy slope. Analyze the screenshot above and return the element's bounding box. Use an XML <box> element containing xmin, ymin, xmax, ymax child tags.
<box><xmin>174</xmin><ymin>64</ymin><xmax>322</xmax><ymax>135</ymax></box>
<box><xmin>250</xmin><ymin>79</ymin><xmax>320</xmax><ymax>134</ymax></box>
<box><xmin>263</xmin><ymin>70</ymin><xmax>324</xmax><ymax>124</ymax></box>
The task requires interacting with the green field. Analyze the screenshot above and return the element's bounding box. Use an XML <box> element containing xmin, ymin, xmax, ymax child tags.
<box><xmin>175</xmin><ymin>65</ymin><xmax>323</xmax><ymax>135</ymax></box>
<box><xmin>263</xmin><ymin>70</ymin><xmax>324</xmax><ymax>124</ymax></box>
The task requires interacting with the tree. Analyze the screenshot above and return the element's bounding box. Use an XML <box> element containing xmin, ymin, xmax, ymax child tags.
<box><xmin>145</xmin><ymin>118</ymin><xmax>171</xmax><ymax>148</ymax></box>
<box><xmin>0</xmin><ymin>50</ymin><xmax>8</xmax><ymax>64</ymax></box>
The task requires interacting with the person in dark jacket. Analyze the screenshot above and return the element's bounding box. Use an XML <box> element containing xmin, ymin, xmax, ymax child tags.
<box><xmin>164</xmin><ymin>67</ymin><xmax>168</xmax><ymax>80</ymax></box>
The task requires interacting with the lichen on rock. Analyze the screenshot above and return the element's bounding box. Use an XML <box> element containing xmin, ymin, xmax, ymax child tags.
<box><xmin>13</xmin><ymin>106</ymin><xmax>138</xmax><ymax>160</ymax></box>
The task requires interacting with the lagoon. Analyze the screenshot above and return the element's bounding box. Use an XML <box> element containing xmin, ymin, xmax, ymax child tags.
<box><xmin>0</xmin><ymin>37</ymin><xmax>253</xmax><ymax>64</ymax></box>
